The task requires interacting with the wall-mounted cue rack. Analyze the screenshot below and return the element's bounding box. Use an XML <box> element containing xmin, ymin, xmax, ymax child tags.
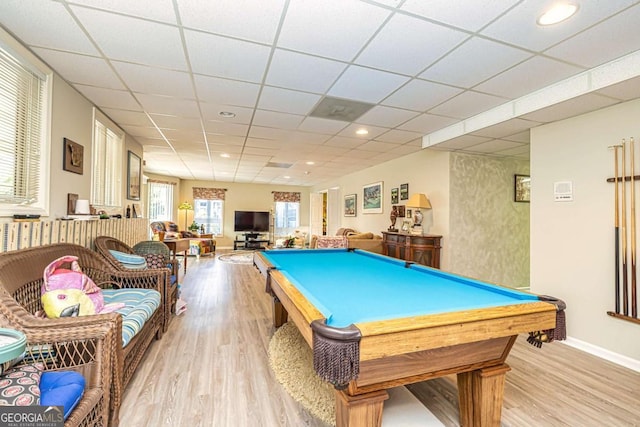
<box><xmin>607</xmin><ymin>137</ymin><xmax>640</xmax><ymax>325</ymax></box>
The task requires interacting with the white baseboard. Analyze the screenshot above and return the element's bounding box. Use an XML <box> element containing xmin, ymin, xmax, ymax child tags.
<box><xmin>563</xmin><ymin>336</ymin><xmax>640</xmax><ymax>372</ymax></box>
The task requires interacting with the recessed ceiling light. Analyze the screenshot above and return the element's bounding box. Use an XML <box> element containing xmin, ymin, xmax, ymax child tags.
<box><xmin>537</xmin><ymin>3</ymin><xmax>578</xmax><ymax>26</ymax></box>
<box><xmin>356</xmin><ymin>128</ymin><xmax>369</xmax><ymax>135</ymax></box>
<box><xmin>220</xmin><ymin>153</ymin><xmax>230</xmax><ymax>158</ymax></box>
<box><xmin>218</xmin><ymin>111</ymin><xmax>236</xmax><ymax>118</ymax></box>
<box><xmin>283</xmin><ymin>175</ymin><xmax>291</xmax><ymax>179</ymax></box>
<box><xmin>306</xmin><ymin>161</ymin><xmax>315</xmax><ymax>165</ymax></box>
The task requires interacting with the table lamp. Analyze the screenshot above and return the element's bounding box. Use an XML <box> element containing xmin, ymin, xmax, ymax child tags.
<box><xmin>178</xmin><ymin>201</ymin><xmax>193</xmax><ymax>230</ymax></box>
<box><xmin>406</xmin><ymin>193</ymin><xmax>431</xmax><ymax>235</ymax></box>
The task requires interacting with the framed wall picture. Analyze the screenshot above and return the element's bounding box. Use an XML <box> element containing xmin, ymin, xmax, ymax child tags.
<box><xmin>363</xmin><ymin>181</ymin><xmax>383</xmax><ymax>214</ymax></box>
<box><xmin>514</xmin><ymin>174</ymin><xmax>531</xmax><ymax>202</ymax></box>
<box><xmin>63</xmin><ymin>138</ymin><xmax>84</xmax><ymax>174</ymax></box>
<box><xmin>396</xmin><ymin>205</ymin><xmax>405</xmax><ymax>218</ymax></box>
<box><xmin>391</xmin><ymin>188</ymin><xmax>399</xmax><ymax>204</ymax></box>
<box><xmin>127</xmin><ymin>151</ymin><xmax>142</xmax><ymax>201</ymax></box>
<box><xmin>400</xmin><ymin>183</ymin><xmax>409</xmax><ymax>200</ymax></box>
<box><xmin>344</xmin><ymin>194</ymin><xmax>357</xmax><ymax>217</ymax></box>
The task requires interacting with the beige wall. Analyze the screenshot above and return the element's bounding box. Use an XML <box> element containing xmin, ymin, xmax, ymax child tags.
<box><xmin>178</xmin><ymin>180</ymin><xmax>311</xmax><ymax>248</ymax></box>
<box><xmin>449</xmin><ymin>153</ymin><xmax>530</xmax><ymax>287</ymax></box>
<box><xmin>45</xmin><ymin>74</ymin><xmax>144</xmax><ymax>219</ymax></box>
<box><xmin>531</xmin><ymin>98</ymin><xmax>640</xmax><ymax>361</ymax></box>
<box><xmin>312</xmin><ymin>149</ymin><xmax>452</xmax><ymax>269</ymax></box>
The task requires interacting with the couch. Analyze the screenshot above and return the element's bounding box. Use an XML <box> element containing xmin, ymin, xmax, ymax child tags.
<box><xmin>0</xmin><ymin>243</ymin><xmax>166</xmax><ymax>427</ymax></box>
<box><xmin>149</xmin><ymin>221</ymin><xmax>216</xmax><ymax>257</ymax></box>
<box><xmin>94</xmin><ymin>236</ymin><xmax>177</xmax><ymax>333</ymax></box>
<box><xmin>311</xmin><ymin>228</ymin><xmax>383</xmax><ymax>254</ymax></box>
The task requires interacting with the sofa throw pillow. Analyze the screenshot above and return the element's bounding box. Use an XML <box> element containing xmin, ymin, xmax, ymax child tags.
<box><xmin>0</xmin><ymin>363</ymin><xmax>43</xmax><ymax>406</ymax></box>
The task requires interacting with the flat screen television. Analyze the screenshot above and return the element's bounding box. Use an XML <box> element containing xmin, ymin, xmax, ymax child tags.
<box><xmin>234</xmin><ymin>211</ymin><xmax>270</xmax><ymax>232</ymax></box>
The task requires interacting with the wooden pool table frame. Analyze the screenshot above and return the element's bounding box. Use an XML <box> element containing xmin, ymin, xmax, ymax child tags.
<box><xmin>254</xmin><ymin>251</ymin><xmax>557</xmax><ymax>427</ymax></box>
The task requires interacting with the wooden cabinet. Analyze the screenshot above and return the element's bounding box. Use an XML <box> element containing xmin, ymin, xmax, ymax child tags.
<box><xmin>381</xmin><ymin>231</ymin><xmax>442</xmax><ymax>269</ymax></box>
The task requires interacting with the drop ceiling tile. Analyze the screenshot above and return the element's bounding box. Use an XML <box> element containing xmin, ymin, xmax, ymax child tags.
<box><xmin>73</xmin><ymin>84</ymin><xmax>140</xmax><ymax>110</ymax></box>
<box><xmin>162</xmin><ymin>129</ymin><xmax>206</xmax><ymax>142</ymax></box>
<box><xmin>481</xmin><ymin>0</ymin><xmax>637</xmax><ymax>52</ymax></box>
<box><xmin>298</xmin><ymin>117</ymin><xmax>349</xmax><ymax>134</ymax></box>
<box><xmin>277</xmin><ymin>0</ymin><xmax>390</xmax><ymax>61</ymax></box>
<box><xmin>475</xmin><ymin>56</ymin><xmax>584</xmax><ymax>99</ymax></box>
<box><xmin>356</xmin><ymin>13</ymin><xmax>468</xmax><ymax>76</ymax></box>
<box><xmin>150</xmin><ymin>114</ymin><xmax>202</xmax><ymax>130</ymax></box>
<box><xmin>420</xmin><ymin>37</ymin><xmax>532</xmax><ymax>88</ymax></box>
<box><xmin>545</xmin><ymin>5</ymin><xmax>640</xmax><ymax>68</ymax></box>
<box><xmin>33</xmin><ymin>48</ymin><xmax>123</xmax><ymax>89</ymax></box>
<box><xmin>355</xmin><ymin>106</ymin><xmax>420</xmax><ymax>128</ymax></box>
<box><xmin>265</xmin><ymin>49</ymin><xmax>347</xmax><ymax>93</ymax></box>
<box><xmin>71</xmin><ymin>6</ymin><xmax>187</xmax><ymax>69</ymax></box>
<box><xmin>432</xmin><ymin>135</ymin><xmax>492</xmax><ymax>150</ymax></box>
<box><xmin>496</xmin><ymin>144</ymin><xmax>530</xmax><ymax>156</ymax></box>
<box><xmin>207</xmin><ymin>134</ymin><xmax>246</xmax><ymax>145</ymax></box>
<box><xmin>253</xmin><ymin>110</ymin><xmax>305</xmax><ymax>130</ymax></box>
<box><xmin>340</xmin><ymin>149</ymin><xmax>379</xmax><ymax>159</ymax></box>
<box><xmin>328</xmin><ymin>65</ymin><xmax>410</xmax><ymax>103</ymax></box>
<box><xmin>429</xmin><ymin>91</ymin><xmax>507</xmax><ymax>119</ymax></box>
<box><xmin>258</xmin><ymin>86</ymin><xmax>322</xmax><ymax>115</ymax></box>
<box><xmin>382</xmin><ymin>79</ymin><xmax>462</xmax><ymax>111</ymax></box>
<box><xmin>199</xmin><ymin>103</ymin><xmax>254</xmax><ymax>123</ymax></box>
<box><xmin>401</xmin><ymin>0</ymin><xmax>520</xmax><ymax>32</ymax></box>
<box><xmin>177</xmin><ymin>0</ymin><xmax>285</xmax><ymax>44</ymax></box>
<box><xmin>375</xmin><ymin>129</ymin><xmax>424</xmax><ymax>144</ymax></box>
<box><xmin>463</xmin><ymin>139</ymin><xmax>525</xmax><ymax>153</ymax></box>
<box><xmin>0</xmin><ymin>0</ymin><xmax>98</xmax><ymax>54</ymax></box>
<box><xmin>121</xmin><ymin>125</ymin><xmax>163</xmax><ymax>139</ymax></box>
<box><xmin>69</xmin><ymin>0</ymin><xmax>178</xmax><ymax>24</ymax></box>
<box><xmin>194</xmin><ymin>75</ymin><xmax>260</xmax><ymax>107</ymax></box>
<box><xmin>112</xmin><ymin>61</ymin><xmax>193</xmax><ymax>97</ymax></box>
<box><xmin>397</xmin><ymin>113</ymin><xmax>458</xmax><ymax>133</ymax></box>
<box><xmin>470</xmin><ymin>118</ymin><xmax>541</xmax><ymax>139</ymax></box>
<box><xmin>102</xmin><ymin>108</ymin><xmax>152</xmax><ymax>127</ymax></box>
<box><xmin>323</xmin><ymin>136</ymin><xmax>366</xmax><ymax>149</ymax></box>
<box><xmin>204</xmin><ymin>121</ymin><xmax>250</xmax><ymax>136</ymax></box>
<box><xmin>502</xmin><ymin>130</ymin><xmax>530</xmax><ymax>143</ymax></box>
<box><xmin>357</xmin><ymin>141</ymin><xmax>400</xmax><ymax>152</ymax></box>
<box><xmin>184</xmin><ymin>30</ymin><xmax>270</xmax><ymax>82</ymax></box>
<box><xmin>596</xmin><ymin>75</ymin><xmax>640</xmax><ymax>101</ymax></box>
<box><xmin>136</xmin><ymin>93</ymin><xmax>200</xmax><ymax>117</ymax></box>
<box><xmin>520</xmin><ymin>93</ymin><xmax>619</xmax><ymax>123</ymax></box>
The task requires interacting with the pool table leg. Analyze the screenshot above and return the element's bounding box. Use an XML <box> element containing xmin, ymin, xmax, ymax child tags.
<box><xmin>335</xmin><ymin>389</ymin><xmax>388</xmax><ymax>427</ymax></box>
<box><xmin>457</xmin><ymin>363</ymin><xmax>511</xmax><ymax>427</ymax></box>
<box><xmin>272</xmin><ymin>297</ymin><xmax>288</xmax><ymax>328</ymax></box>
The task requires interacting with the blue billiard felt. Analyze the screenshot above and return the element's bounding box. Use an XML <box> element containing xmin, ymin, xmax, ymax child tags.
<box><xmin>40</xmin><ymin>371</ymin><xmax>85</xmax><ymax>420</ymax></box>
<box><xmin>261</xmin><ymin>249</ymin><xmax>538</xmax><ymax>327</ymax></box>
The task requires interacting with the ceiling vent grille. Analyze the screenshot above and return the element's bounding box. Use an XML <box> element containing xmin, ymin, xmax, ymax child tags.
<box><xmin>265</xmin><ymin>162</ymin><xmax>293</xmax><ymax>168</ymax></box>
<box><xmin>309</xmin><ymin>96</ymin><xmax>375</xmax><ymax>122</ymax></box>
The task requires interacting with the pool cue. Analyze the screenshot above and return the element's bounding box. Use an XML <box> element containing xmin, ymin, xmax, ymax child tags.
<box><xmin>612</xmin><ymin>144</ymin><xmax>621</xmax><ymax>314</ymax></box>
<box><xmin>632</xmin><ymin>137</ymin><xmax>638</xmax><ymax>318</ymax></box>
<box><xmin>622</xmin><ymin>139</ymin><xmax>629</xmax><ymax>316</ymax></box>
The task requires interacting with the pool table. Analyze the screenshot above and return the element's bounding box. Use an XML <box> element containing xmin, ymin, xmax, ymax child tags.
<box><xmin>254</xmin><ymin>249</ymin><xmax>562</xmax><ymax>427</ymax></box>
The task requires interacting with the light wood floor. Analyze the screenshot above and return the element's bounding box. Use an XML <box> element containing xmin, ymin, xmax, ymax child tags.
<box><xmin>120</xmin><ymin>253</ymin><xmax>640</xmax><ymax>426</ymax></box>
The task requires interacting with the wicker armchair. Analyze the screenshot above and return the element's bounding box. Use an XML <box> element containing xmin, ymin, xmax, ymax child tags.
<box><xmin>0</xmin><ymin>243</ymin><xmax>165</xmax><ymax>427</ymax></box>
<box><xmin>94</xmin><ymin>236</ymin><xmax>176</xmax><ymax>332</ymax></box>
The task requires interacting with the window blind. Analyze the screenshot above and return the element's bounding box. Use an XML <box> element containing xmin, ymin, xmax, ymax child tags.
<box><xmin>0</xmin><ymin>45</ymin><xmax>45</xmax><ymax>205</ymax></box>
<box><xmin>91</xmin><ymin>114</ymin><xmax>123</xmax><ymax>207</ymax></box>
<box><xmin>148</xmin><ymin>181</ymin><xmax>174</xmax><ymax>221</ymax></box>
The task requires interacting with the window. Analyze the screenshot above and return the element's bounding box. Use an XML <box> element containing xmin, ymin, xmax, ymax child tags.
<box><xmin>194</xmin><ymin>199</ymin><xmax>223</xmax><ymax>236</ymax></box>
<box><xmin>0</xmin><ymin>35</ymin><xmax>50</xmax><ymax>215</ymax></box>
<box><xmin>275</xmin><ymin>201</ymin><xmax>300</xmax><ymax>236</ymax></box>
<box><xmin>147</xmin><ymin>181</ymin><xmax>174</xmax><ymax>221</ymax></box>
<box><xmin>91</xmin><ymin>109</ymin><xmax>123</xmax><ymax>208</ymax></box>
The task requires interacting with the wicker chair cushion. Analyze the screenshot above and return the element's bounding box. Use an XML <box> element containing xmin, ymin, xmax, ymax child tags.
<box><xmin>108</xmin><ymin>250</ymin><xmax>147</xmax><ymax>269</ymax></box>
<box><xmin>0</xmin><ymin>362</ymin><xmax>42</xmax><ymax>405</ymax></box>
<box><xmin>104</xmin><ymin>289</ymin><xmax>161</xmax><ymax>347</ymax></box>
<box><xmin>40</xmin><ymin>371</ymin><xmax>85</xmax><ymax>420</ymax></box>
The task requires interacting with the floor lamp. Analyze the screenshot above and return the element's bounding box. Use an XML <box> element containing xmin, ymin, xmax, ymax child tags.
<box><xmin>178</xmin><ymin>201</ymin><xmax>193</xmax><ymax>230</ymax></box>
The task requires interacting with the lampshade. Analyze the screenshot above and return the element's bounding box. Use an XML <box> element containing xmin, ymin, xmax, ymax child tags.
<box><xmin>178</xmin><ymin>201</ymin><xmax>193</xmax><ymax>211</ymax></box>
<box><xmin>406</xmin><ymin>193</ymin><xmax>432</xmax><ymax>209</ymax></box>
<box><xmin>75</xmin><ymin>199</ymin><xmax>90</xmax><ymax>214</ymax></box>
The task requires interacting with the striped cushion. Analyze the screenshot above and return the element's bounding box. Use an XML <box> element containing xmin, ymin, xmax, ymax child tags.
<box><xmin>108</xmin><ymin>250</ymin><xmax>147</xmax><ymax>269</ymax></box>
<box><xmin>103</xmin><ymin>289</ymin><xmax>161</xmax><ymax>347</ymax></box>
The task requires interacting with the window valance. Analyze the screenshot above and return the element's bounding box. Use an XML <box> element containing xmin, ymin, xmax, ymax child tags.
<box><xmin>193</xmin><ymin>187</ymin><xmax>227</xmax><ymax>200</ymax></box>
<box><xmin>273</xmin><ymin>191</ymin><xmax>300</xmax><ymax>203</ymax></box>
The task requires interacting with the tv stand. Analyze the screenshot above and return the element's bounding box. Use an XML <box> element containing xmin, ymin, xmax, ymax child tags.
<box><xmin>234</xmin><ymin>233</ymin><xmax>269</xmax><ymax>250</ymax></box>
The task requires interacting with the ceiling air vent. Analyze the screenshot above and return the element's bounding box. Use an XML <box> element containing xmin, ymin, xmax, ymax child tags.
<box><xmin>265</xmin><ymin>162</ymin><xmax>293</xmax><ymax>168</ymax></box>
<box><xmin>309</xmin><ymin>96</ymin><xmax>375</xmax><ymax>122</ymax></box>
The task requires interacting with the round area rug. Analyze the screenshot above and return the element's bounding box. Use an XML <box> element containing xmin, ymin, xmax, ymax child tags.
<box><xmin>268</xmin><ymin>322</ymin><xmax>335</xmax><ymax>426</ymax></box>
<box><xmin>217</xmin><ymin>250</ymin><xmax>255</xmax><ymax>264</ymax></box>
